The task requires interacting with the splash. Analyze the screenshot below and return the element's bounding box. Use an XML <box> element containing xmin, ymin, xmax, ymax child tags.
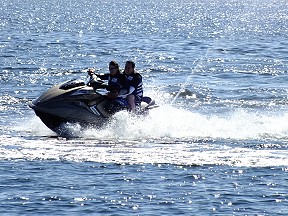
<box><xmin>4</xmin><ymin>106</ymin><xmax>288</xmax><ymax>166</ymax></box>
<box><xmin>15</xmin><ymin>116</ymin><xmax>56</xmax><ymax>137</ymax></box>
<box><xmin>81</xmin><ymin>106</ymin><xmax>288</xmax><ymax>141</ymax></box>
<box><xmin>20</xmin><ymin>104</ymin><xmax>288</xmax><ymax>141</ymax></box>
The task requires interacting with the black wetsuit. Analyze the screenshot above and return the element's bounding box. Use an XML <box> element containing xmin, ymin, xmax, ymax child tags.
<box><xmin>120</xmin><ymin>72</ymin><xmax>143</xmax><ymax>105</ymax></box>
<box><xmin>97</xmin><ymin>73</ymin><xmax>122</xmax><ymax>93</ymax></box>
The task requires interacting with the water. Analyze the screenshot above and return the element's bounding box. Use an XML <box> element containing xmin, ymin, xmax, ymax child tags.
<box><xmin>1</xmin><ymin>0</ymin><xmax>288</xmax><ymax>214</ymax></box>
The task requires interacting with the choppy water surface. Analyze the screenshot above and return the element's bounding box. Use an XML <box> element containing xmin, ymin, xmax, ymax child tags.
<box><xmin>1</xmin><ymin>0</ymin><xmax>288</xmax><ymax>215</ymax></box>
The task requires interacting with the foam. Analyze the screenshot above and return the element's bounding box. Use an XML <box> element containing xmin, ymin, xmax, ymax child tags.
<box><xmin>81</xmin><ymin>106</ymin><xmax>288</xmax><ymax>141</ymax></box>
<box><xmin>4</xmin><ymin>107</ymin><xmax>288</xmax><ymax>166</ymax></box>
<box><xmin>20</xmin><ymin>103</ymin><xmax>288</xmax><ymax>141</ymax></box>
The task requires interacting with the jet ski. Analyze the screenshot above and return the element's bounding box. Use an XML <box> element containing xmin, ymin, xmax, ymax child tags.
<box><xmin>28</xmin><ymin>78</ymin><xmax>157</xmax><ymax>135</ymax></box>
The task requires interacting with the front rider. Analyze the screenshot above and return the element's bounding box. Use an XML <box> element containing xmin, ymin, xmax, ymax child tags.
<box><xmin>88</xmin><ymin>61</ymin><xmax>122</xmax><ymax>99</ymax></box>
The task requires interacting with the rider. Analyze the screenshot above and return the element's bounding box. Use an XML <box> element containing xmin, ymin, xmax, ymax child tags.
<box><xmin>88</xmin><ymin>61</ymin><xmax>122</xmax><ymax>99</ymax></box>
<box><xmin>119</xmin><ymin>60</ymin><xmax>143</xmax><ymax>112</ymax></box>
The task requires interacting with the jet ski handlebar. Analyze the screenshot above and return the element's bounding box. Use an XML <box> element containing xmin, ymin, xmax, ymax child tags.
<box><xmin>86</xmin><ymin>70</ymin><xmax>108</xmax><ymax>90</ymax></box>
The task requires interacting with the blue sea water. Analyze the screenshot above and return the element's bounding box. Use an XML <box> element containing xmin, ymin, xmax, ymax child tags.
<box><xmin>1</xmin><ymin>0</ymin><xmax>288</xmax><ymax>215</ymax></box>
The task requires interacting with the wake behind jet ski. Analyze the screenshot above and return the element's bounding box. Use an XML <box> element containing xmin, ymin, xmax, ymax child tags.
<box><xmin>28</xmin><ymin>77</ymin><xmax>157</xmax><ymax>136</ymax></box>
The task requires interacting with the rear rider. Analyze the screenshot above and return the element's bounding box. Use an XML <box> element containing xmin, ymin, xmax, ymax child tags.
<box><xmin>119</xmin><ymin>61</ymin><xmax>143</xmax><ymax>112</ymax></box>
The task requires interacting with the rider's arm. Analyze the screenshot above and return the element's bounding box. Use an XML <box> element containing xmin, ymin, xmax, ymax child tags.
<box><xmin>87</xmin><ymin>71</ymin><xmax>108</xmax><ymax>90</ymax></box>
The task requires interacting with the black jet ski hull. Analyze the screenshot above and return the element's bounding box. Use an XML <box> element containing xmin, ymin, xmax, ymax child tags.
<box><xmin>30</xmin><ymin>103</ymin><xmax>108</xmax><ymax>133</ymax></box>
<box><xmin>29</xmin><ymin>79</ymin><xmax>157</xmax><ymax>136</ymax></box>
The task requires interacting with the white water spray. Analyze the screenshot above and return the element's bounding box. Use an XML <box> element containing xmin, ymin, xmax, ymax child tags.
<box><xmin>170</xmin><ymin>46</ymin><xmax>212</xmax><ymax>105</ymax></box>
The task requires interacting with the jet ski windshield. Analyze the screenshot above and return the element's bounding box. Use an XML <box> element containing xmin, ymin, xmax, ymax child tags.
<box><xmin>59</xmin><ymin>79</ymin><xmax>86</xmax><ymax>90</ymax></box>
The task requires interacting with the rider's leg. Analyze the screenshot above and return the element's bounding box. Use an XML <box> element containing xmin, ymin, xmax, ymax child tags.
<box><xmin>127</xmin><ymin>94</ymin><xmax>136</xmax><ymax>112</ymax></box>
